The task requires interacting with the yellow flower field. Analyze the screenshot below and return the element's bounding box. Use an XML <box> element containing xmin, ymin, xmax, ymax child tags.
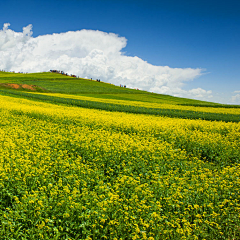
<box><xmin>0</xmin><ymin>95</ymin><xmax>239</xmax><ymax>239</ymax></box>
<box><xmin>31</xmin><ymin>92</ymin><xmax>240</xmax><ymax>115</ymax></box>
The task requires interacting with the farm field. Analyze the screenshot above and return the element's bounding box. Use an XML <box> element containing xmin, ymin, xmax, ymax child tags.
<box><xmin>0</xmin><ymin>71</ymin><xmax>238</xmax><ymax>107</ymax></box>
<box><xmin>0</xmin><ymin>72</ymin><xmax>239</xmax><ymax>239</ymax></box>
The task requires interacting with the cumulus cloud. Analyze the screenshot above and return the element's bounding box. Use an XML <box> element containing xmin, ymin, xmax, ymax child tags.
<box><xmin>0</xmin><ymin>23</ymin><xmax>212</xmax><ymax>100</ymax></box>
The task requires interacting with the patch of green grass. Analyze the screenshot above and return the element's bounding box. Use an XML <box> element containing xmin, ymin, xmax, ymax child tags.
<box><xmin>0</xmin><ymin>71</ymin><xmax>139</xmax><ymax>94</ymax></box>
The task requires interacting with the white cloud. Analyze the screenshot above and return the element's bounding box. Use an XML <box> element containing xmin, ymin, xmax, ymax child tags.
<box><xmin>231</xmin><ymin>90</ymin><xmax>240</xmax><ymax>103</ymax></box>
<box><xmin>150</xmin><ymin>86</ymin><xmax>213</xmax><ymax>100</ymax></box>
<box><xmin>0</xmin><ymin>23</ymin><xmax>212</xmax><ymax>100</ymax></box>
<box><xmin>231</xmin><ymin>94</ymin><xmax>240</xmax><ymax>103</ymax></box>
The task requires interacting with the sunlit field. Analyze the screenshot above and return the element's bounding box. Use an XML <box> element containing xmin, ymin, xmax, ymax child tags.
<box><xmin>0</xmin><ymin>72</ymin><xmax>239</xmax><ymax>239</ymax></box>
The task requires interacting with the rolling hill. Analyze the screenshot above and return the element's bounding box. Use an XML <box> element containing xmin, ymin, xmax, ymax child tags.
<box><xmin>0</xmin><ymin>71</ymin><xmax>239</xmax><ymax>239</ymax></box>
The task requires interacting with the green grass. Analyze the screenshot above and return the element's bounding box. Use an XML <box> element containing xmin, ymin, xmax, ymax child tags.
<box><xmin>0</xmin><ymin>72</ymin><xmax>140</xmax><ymax>94</ymax></box>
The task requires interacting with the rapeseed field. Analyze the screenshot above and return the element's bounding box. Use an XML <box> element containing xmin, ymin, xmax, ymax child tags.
<box><xmin>0</xmin><ymin>93</ymin><xmax>239</xmax><ymax>239</ymax></box>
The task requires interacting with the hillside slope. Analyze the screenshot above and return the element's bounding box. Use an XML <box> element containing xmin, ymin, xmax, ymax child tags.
<box><xmin>0</xmin><ymin>71</ymin><xmax>239</xmax><ymax>239</ymax></box>
<box><xmin>0</xmin><ymin>71</ymin><xmax>225</xmax><ymax>105</ymax></box>
<box><xmin>0</xmin><ymin>71</ymin><xmax>239</xmax><ymax>122</ymax></box>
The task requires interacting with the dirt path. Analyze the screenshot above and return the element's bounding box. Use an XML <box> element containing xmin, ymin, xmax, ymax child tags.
<box><xmin>0</xmin><ymin>83</ymin><xmax>47</xmax><ymax>92</ymax></box>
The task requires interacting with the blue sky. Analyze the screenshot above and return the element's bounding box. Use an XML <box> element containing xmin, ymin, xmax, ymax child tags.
<box><xmin>0</xmin><ymin>0</ymin><xmax>240</xmax><ymax>104</ymax></box>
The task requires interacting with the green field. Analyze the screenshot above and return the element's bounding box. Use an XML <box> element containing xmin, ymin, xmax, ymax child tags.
<box><xmin>0</xmin><ymin>71</ymin><xmax>239</xmax><ymax>239</ymax></box>
<box><xmin>0</xmin><ymin>71</ymin><xmax>234</xmax><ymax>106</ymax></box>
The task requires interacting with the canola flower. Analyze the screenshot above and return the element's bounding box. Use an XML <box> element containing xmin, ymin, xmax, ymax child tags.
<box><xmin>31</xmin><ymin>92</ymin><xmax>240</xmax><ymax>115</ymax></box>
<box><xmin>0</xmin><ymin>95</ymin><xmax>239</xmax><ymax>239</ymax></box>
<box><xmin>2</xmin><ymin>90</ymin><xmax>239</xmax><ymax>122</ymax></box>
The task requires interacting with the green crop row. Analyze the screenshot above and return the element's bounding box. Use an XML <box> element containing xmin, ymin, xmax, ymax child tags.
<box><xmin>0</xmin><ymin>90</ymin><xmax>239</xmax><ymax>122</ymax></box>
